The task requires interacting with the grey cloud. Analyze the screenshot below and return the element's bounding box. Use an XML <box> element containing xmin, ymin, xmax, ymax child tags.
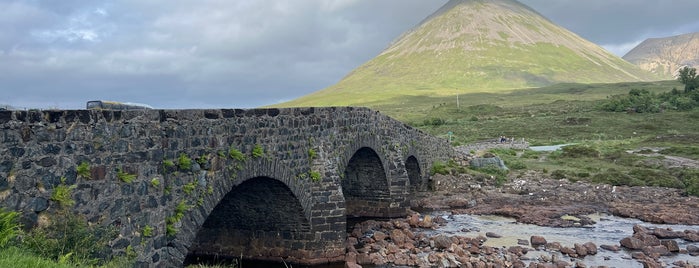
<box><xmin>2</xmin><ymin>0</ymin><xmax>699</xmax><ymax>110</ymax></box>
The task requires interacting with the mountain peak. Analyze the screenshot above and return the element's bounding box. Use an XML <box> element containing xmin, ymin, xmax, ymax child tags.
<box><xmin>624</xmin><ymin>32</ymin><xmax>699</xmax><ymax>78</ymax></box>
<box><xmin>279</xmin><ymin>0</ymin><xmax>659</xmax><ymax>107</ymax></box>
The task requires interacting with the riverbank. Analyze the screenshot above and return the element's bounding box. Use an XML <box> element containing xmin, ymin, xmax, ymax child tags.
<box><xmin>345</xmin><ymin>172</ymin><xmax>699</xmax><ymax>268</ymax></box>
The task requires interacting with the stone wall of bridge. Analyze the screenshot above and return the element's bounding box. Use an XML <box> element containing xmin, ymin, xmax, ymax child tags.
<box><xmin>0</xmin><ymin>107</ymin><xmax>453</xmax><ymax>266</ymax></box>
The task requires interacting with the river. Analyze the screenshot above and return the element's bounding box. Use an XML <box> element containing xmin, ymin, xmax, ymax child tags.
<box><xmin>423</xmin><ymin>212</ymin><xmax>699</xmax><ymax>267</ymax></box>
<box><xmin>200</xmin><ymin>212</ymin><xmax>698</xmax><ymax>268</ymax></box>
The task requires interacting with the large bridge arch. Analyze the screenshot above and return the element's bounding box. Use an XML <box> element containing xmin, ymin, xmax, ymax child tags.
<box><xmin>186</xmin><ymin>176</ymin><xmax>310</xmax><ymax>264</ymax></box>
<box><xmin>337</xmin><ymin>135</ymin><xmax>410</xmax><ymax>218</ymax></box>
<box><xmin>167</xmin><ymin>158</ymin><xmax>340</xmax><ymax>266</ymax></box>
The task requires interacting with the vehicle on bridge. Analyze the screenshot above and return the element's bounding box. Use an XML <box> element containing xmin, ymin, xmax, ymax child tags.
<box><xmin>86</xmin><ymin>100</ymin><xmax>153</xmax><ymax>110</ymax></box>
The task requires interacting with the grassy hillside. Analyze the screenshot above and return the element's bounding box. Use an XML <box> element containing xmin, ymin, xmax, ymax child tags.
<box><xmin>278</xmin><ymin>0</ymin><xmax>660</xmax><ymax>108</ymax></box>
<box><xmin>385</xmin><ymin>80</ymin><xmax>688</xmax><ymax>144</ymax></box>
<box><xmin>408</xmin><ymin>79</ymin><xmax>699</xmax><ymax>196</ymax></box>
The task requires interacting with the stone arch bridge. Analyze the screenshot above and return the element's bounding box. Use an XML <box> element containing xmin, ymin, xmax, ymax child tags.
<box><xmin>0</xmin><ymin>107</ymin><xmax>452</xmax><ymax>266</ymax></box>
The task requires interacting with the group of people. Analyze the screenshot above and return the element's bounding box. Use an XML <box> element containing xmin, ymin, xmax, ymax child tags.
<box><xmin>498</xmin><ymin>136</ymin><xmax>511</xmax><ymax>143</ymax></box>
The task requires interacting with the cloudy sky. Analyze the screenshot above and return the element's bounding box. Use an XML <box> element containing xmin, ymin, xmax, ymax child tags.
<box><xmin>2</xmin><ymin>0</ymin><xmax>699</xmax><ymax>110</ymax></box>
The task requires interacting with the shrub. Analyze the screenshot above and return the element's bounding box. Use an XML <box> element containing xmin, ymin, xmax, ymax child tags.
<box><xmin>51</xmin><ymin>177</ymin><xmax>76</xmax><ymax>208</ymax></box>
<box><xmin>116</xmin><ymin>169</ymin><xmax>136</xmax><ymax>183</ymax></box>
<box><xmin>228</xmin><ymin>146</ymin><xmax>246</xmax><ymax>162</ymax></box>
<box><xmin>472</xmin><ymin>166</ymin><xmax>509</xmax><ymax>187</ymax></box>
<box><xmin>183</xmin><ymin>182</ymin><xmax>196</xmax><ymax>195</ymax></box>
<box><xmin>76</xmin><ymin>162</ymin><xmax>90</xmax><ymax>179</ymax></box>
<box><xmin>309</xmin><ymin>171</ymin><xmax>321</xmax><ymax>182</ymax></box>
<box><xmin>430</xmin><ymin>161</ymin><xmax>449</xmax><ymax>175</ymax></box>
<box><xmin>505</xmin><ymin>159</ymin><xmax>527</xmax><ymax>170</ymax></box>
<box><xmin>177</xmin><ymin>153</ymin><xmax>192</xmax><ymax>170</ymax></box>
<box><xmin>162</xmin><ymin>159</ymin><xmax>175</xmax><ymax>169</ymax></box>
<box><xmin>142</xmin><ymin>225</ymin><xmax>153</xmax><ymax>237</ymax></box>
<box><xmin>166</xmin><ymin>201</ymin><xmax>188</xmax><ymax>237</ymax></box>
<box><xmin>22</xmin><ymin>211</ymin><xmax>117</xmax><ymax>266</ymax></box>
<box><xmin>252</xmin><ymin>144</ymin><xmax>264</xmax><ymax>158</ymax></box>
<box><xmin>0</xmin><ymin>209</ymin><xmax>20</xmax><ymax>248</ymax></box>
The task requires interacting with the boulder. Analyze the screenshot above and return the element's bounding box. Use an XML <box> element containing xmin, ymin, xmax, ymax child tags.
<box><xmin>661</xmin><ymin>240</ymin><xmax>680</xmax><ymax>252</ymax></box>
<box><xmin>573</xmin><ymin>243</ymin><xmax>588</xmax><ymax>257</ymax></box>
<box><xmin>470</xmin><ymin>157</ymin><xmax>508</xmax><ymax>170</ymax></box>
<box><xmin>652</xmin><ymin>228</ymin><xmax>682</xmax><ymax>239</ymax></box>
<box><xmin>390</xmin><ymin>229</ymin><xmax>407</xmax><ymax>247</ymax></box>
<box><xmin>687</xmin><ymin>245</ymin><xmax>699</xmax><ymax>256</ymax></box>
<box><xmin>620</xmin><ymin>236</ymin><xmax>645</xmax><ymax>250</ymax></box>
<box><xmin>373</xmin><ymin>231</ymin><xmax>387</xmax><ymax>241</ymax></box>
<box><xmin>486</xmin><ymin>232</ymin><xmax>502</xmax><ymax>238</ymax></box>
<box><xmin>642</xmin><ymin>245</ymin><xmax>670</xmax><ymax>257</ymax></box>
<box><xmin>530</xmin><ymin>236</ymin><xmax>547</xmax><ymax>247</ymax></box>
<box><xmin>433</xmin><ymin>235</ymin><xmax>452</xmax><ymax>250</ymax></box>
<box><xmin>583</xmin><ymin>242</ymin><xmax>597</xmax><ymax>255</ymax></box>
<box><xmin>633</xmin><ymin>233</ymin><xmax>661</xmax><ymax>246</ymax></box>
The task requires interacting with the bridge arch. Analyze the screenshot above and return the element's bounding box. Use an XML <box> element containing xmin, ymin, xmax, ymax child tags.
<box><xmin>186</xmin><ymin>176</ymin><xmax>310</xmax><ymax>264</ymax></box>
<box><xmin>405</xmin><ymin>155</ymin><xmax>423</xmax><ymax>192</ymax></box>
<box><xmin>170</xmin><ymin>158</ymin><xmax>321</xmax><ymax>265</ymax></box>
<box><xmin>342</xmin><ymin>146</ymin><xmax>390</xmax><ymax>217</ymax></box>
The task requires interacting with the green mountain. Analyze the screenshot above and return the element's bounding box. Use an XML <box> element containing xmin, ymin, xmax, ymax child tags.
<box><xmin>279</xmin><ymin>0</ymin><xmax>660</xmax><ymax>107</ymax></box>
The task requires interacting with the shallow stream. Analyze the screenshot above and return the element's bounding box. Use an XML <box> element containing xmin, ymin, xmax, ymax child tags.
<box><xmin>425</xmin><ymin>212</ymin><xmax>699</xmax><ymax>267</ymax></box>
<box><xmin>194</xmin><ymin>213</ymin><xmax>699</xmax><ymax>267</ymax></box>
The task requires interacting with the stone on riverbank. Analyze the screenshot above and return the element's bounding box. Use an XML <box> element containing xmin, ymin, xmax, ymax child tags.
<box><xmin>530</xmin><ymin>235</ymin><xmax>547</xmax><ymax>247</ymax></box>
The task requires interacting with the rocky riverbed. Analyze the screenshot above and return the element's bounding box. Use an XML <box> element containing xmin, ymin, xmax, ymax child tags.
<box><xmin>345</xmin><ymin>171</ymin><xmax>699</xmax><ymax>268</ymax></box>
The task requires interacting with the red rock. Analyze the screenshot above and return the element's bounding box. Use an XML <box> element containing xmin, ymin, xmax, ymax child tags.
<box><xmin>408</xmin><ymin>214</ymin><xmax>419</xmax><ymax>227</ymax></box>
<box><xmin>620</xmin><ymin>236</ymin><xmax>645</xmax><ymax>250</ymax></box>
<box><xmin>545</xmin><ymin>242</ymin><xmax>562</xmax><ymax>251</ymax></box>
<box><xmin>643</xmin><ymin>245</ymin><xmax>670</xmax><ymax>258</ymax></box>
<box><xmin>507</xmin><ymin>246</ymin><xmax>528</xmax><ymax>256</ymax></box>
<box><xmin>394</xmin><ymin>252</ymin><xmax>409</xmax><ymax>266</ymax></box>
<box><xmin>372</xmin><ymin>231</ymin><xmax>387</xmax><ymax>241</ymax></box>
<box><xmin>433</xmin><ymin>235</ymin><xmax>452</xmax><ymax>249</ymax></box>
<box><xmin>574</xmin><ymin>243</ymin><xmax>588</xmax><ymax>257</ymax></box>
<box><xmin>390</xmin><ymin>229</ymin><xmax>407</xmax><ymax>247</ymax></box>
<box><xmin>633</xmin><ymin>224</ymin><xmax>650</xmax><ymax>234</ymax></box>
<box><xmin>633</xmin><ymin>233</ymin><xmax>661</xmax><ymax>246</ymax></box>
<box><xmin>684</xmin><ymin>230</ymin><xmax>699</xmax><ymax>242</ymax></box>
<box><xmin>652</xmin><ymin>228</ymin><xmax>682</xmax><ymax>239</ymax></box>
<box><xmin>661</xmin><ymin>240</ymin><xmax>680</xmax><ymax>252</ymax></box>
<box><xmin>369</xmin><ymin>253</ymin><xmax>386</xmax><ymax>265</ymax></box>
<box><xmin>560</xmin><ymin>246</ymin><xmax>577</xmax><ymax>257</ymax></box>
<box><xmin>530</xmin><ymin>236</ymin><xmax>547</xmax><ymax>247</ymax></box>
<box><xmin>583</xmin><ymin>242</ymin><xmax>597</xmax><ymax>255</ymax></box>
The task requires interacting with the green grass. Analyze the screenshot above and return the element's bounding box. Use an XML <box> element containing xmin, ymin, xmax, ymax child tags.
<box><xmin>0</xmin><ymin>247</ymin><xmax>75</xmax><ymax>268</ymax></box>
<box><xmin>116</xmin><ymin>169</ymin><xmax>136</xmax><ymax>184</ymax></box>
<box><xmin>76</xmin><ymin>162</ymin><xmax>90</xmax><ymax>179</ymax></box>
<box><xmin>359</xmin><ymin>80</ymin><xmax>698</xmax><ymax>195</ymax></box>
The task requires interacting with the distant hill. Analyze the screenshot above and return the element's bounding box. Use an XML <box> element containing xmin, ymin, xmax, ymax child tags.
<box><xmin>279</xmin><ymin>0</ymin><xmax>659</xmax><ymax>107</ymax></box>
<box><xmin>623</xmin><ymin>32</ymin><xmax>699</xmax><ymax>79</ymax></box>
